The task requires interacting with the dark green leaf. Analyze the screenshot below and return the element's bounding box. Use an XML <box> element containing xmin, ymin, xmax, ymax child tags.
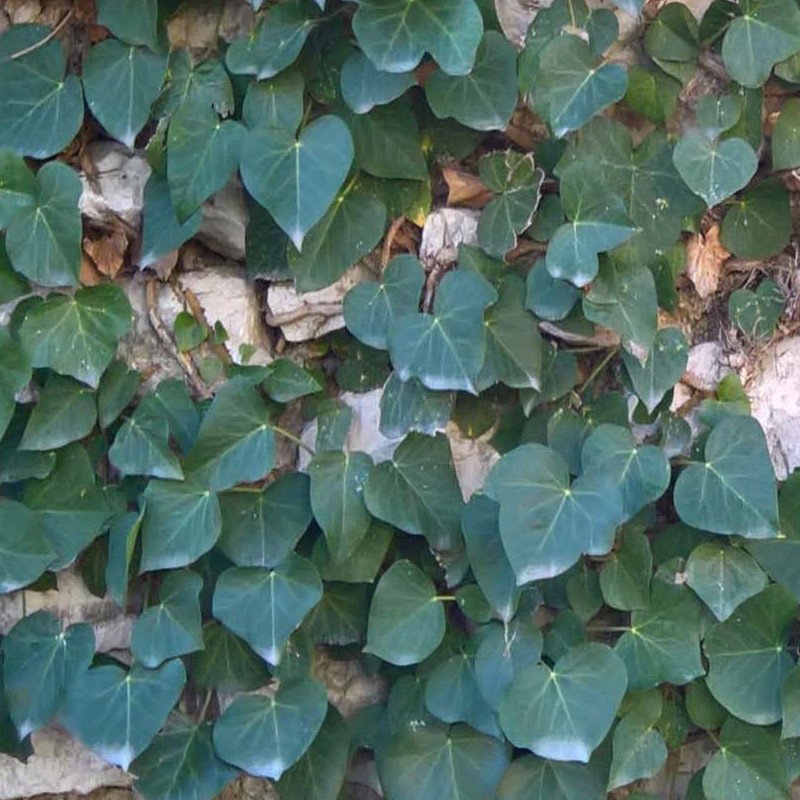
<box><xmin>721</xmin><ymin>180</ymin><xmax>791</xmax><ymax>259</ymax></box>
<box><xmin>622</xmin><ymin>327</ymin><xmax>688</xmax><ymax>414</ymax></box>
<box><xmin>19</xmin><ymin>375</ymin><xmax>95</xmax><ymax>452</ymax></box>
<box><xmin>496</xmin><ymin>753</ymin><xmax>608</xmax><ymax>800</ymax></box>
<box><xmin>96</xmin><ymin>0</ymin><xmax>159</xmax><ymax>50</ymax></box>
<box><xmin>340</xmin><ymin>51</ymin><xmax>415</xmax><ymax>113</ymax></box>
<box><xmin>109</xmin><ymin>407</ymin><xmax>184</xmax><ymax>480</ymax></box>
<box><xmin>729</xmin><ymin>280</ymin><xmax>785</xmax><ymax>340</ymax></box>
<box><xmin>187</xmin><ymin>622</ymin><xmax>270</xmax><ymax>693</ymax></box>
<box><xmin>0</xmin><ymin>500</ymin><xmax>53</xmax><ymax>594</ymax></box>
<box><xmin>379</xmin><ymin>373</ymin><xmax>454</xmax><ymax>438</ymax></box>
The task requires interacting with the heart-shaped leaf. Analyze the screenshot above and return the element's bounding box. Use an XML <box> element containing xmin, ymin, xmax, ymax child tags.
<box><xmin>378</xmin><ymin>723</ymin><xmax>509</xmax><ymax>800</ymax></box>
<box><xmin>167</xmin><ymin>101</ymin><xmax>246</xmax><ymax>221</ymax></box>
<box><xmin>96</xmin><ymin>0</ymin><xmax>159</xmax><ymax>50</ymax></box>
<box><xmin>485</xmin><ymin>443</ymin><xmax>624</xmax><ymax>583</ymax></box>
<box><xmin>109</xmin><ymin>407</ymin><xmax>184</xmax><ymax>481</ymax></box>
<box><xmin>218</xmin><ymin>473</ymin><xmax>312</xmax><ymax>568</ymax></box>
<box><xmin>674</xmin><ymin>415</ymin><xmax>779</xmax><ymax>538</ymax></box>
<box><xmin>2</xmin><ymin>611</ymin><xmax>94</xmax><ymax>738</ymax></box>
<box><xmin>140</xmin><ymin>478</ymin><xmax>222</xmax><ymax>572</ymax></box>
<box><xmin>18</xmin><ymin>284</ymin><xmax>133</xmax><ymax>388</ymax></box>
<box><xmin>0</xmin><ymin>330</ymin><xmax>30</xmax><ymax>443</ymax></box>
<box><xmin>599</xmin><ymin>528</ymin><xmax>652</xmax><ymax>611</ymax></box>
<box><xmin>365</xmin><ymin>559</ymin><xmax>445</xmax><ymax>666</ymax></box>
<box><xmin>389</xmin><ymin>270</ymin><xmax>497</xmax><ymax>393</ymax></box>
<box><xmin>622</xmin><ymin>327</ymin><xmax>689</xmax><ymax>414</ymax></box>
<box><xmin>673</xmin><ymin>132</ymin><xmax>757</xmax><ymax>207</ymax></box>
<box><xmin>0</xmin><ymin>24</ymin><xmax>83</xmax><ymax>158</ymax></box>
<box><xmin>344</xmin><ymin>254</ymin><xmax>425</xmax><ymax>350</ymax></box>
<box><xmin>62</xmin><ymin>660</ymin><xmax>186</xmax><ymax>770</ymax></box>
<box><xmin>131</xmin><ymin>571</ymin><xmax>204</xmax><ymax>668</ymax></box>
<box><xmin>6</xmin><ymin>161</ymin><xmax>82</xmax><ymax>287</ymax></box>
<box><xmin>608</xmin><ymin>704</ymin><xmax>668</xmax><ymax>790</ymax></box>
<box><xmin>132</xmin><ymin>715</ymin><xmax>237</xmax><ymax>800</ymax></box>
<box><xmin>212</xmin><ymin>555</ymin><xmax>323</xmax><ymax>665</ymax></box>
<box><xmin>212</xmin><ymin>677</ymin><xmax>328</xmax><ymax>779</ymax></box>
<box><xmin>772</xmin><ymin>98</ymin><xmax>800</xmax><ymax>171</ymax></box>
<box><xmin>729</xmin><ymin>279</ymin><xmax>785</xmax><ymax>340</ymax></box>
<box><xmin>379</xmin><ymin>373</ymin><xmax>454</xmax><ymax>439</ymax></box>
<box><xmin>499</xmin><ymin>642</ymin><xmax>627</xmax><ymax>762</ymax></box>
<box><xmin>242</xmin><ymin>70</ymin><xmax>304</xmax><ymax>130</ymax></box>
<box><xmin>352</xmin><ymin>0</ymin><xmax>483</xmax><ymax>76</ymax></box>
<box><xmin>704</xmin><ymin>584</ymin><xmax>796</xmax><ymax>725</ymax></box>
<box><xmin>82</xmin><ymin>40</ymin><xmax>166</xmax><ymax>149</ymax></box>
<box><xmin>97</xmin><ymin>360</ymin><xmax>141</xmax><ymax>430</ymax></box>
<box><xmin>240</xmin><ymin>115</ymin><xmax>354</xmax><ymax>250</ymax></box>
<box><xmin>260</xmin><ymin>360</ymin><xmax>322</xmax><ymax>403</ymax></box>
<box><xmin>496</xmin><ymin>753</ymin><xmax>608</xmax><ymax>800</ymax></box>
<box><xmin>0</xmin><ymin>500</ymin><xmax>53</xmax><ymax>594</ymax></box>
<box><xmin>0</xmin><ymin>150</ymin><xmax>35</xmax><ymax>227</ymax></box>
<box><xmin>720</xmin><ymin>180</ymin><xmax>791</xmax><ymax>260</ymax></box>
<box><xmin>105</xmin><ymin>511</ymin><xmax>142</xmax><ymax>608</ymax></box>
<box><xmin>425</xmin><ymin>32</ymin><xmax>518</xmax><ymax>131</ymax></box>
<box><xmin>340</xmin><ymin>51</ymin><xmax>415</xmax><ymax>113</ymax></box>
<box><xmin>312</xmin><ymin>520</ymin><xmax>393</xmax><ymax>584</ymax></box>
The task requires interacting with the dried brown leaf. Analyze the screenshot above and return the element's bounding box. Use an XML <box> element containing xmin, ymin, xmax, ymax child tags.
<box><xmin>83</xmin><ymin>231</ymin><xmax>128</xmax><ymax>279</ymax></box>
<box><xmin>686</xmin><ymin>225</ymin><xmax>729</xmax><ymax>299</ymax></box>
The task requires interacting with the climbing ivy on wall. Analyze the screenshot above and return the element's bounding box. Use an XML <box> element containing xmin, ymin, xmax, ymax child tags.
<box><xmin>1</xmin><ymin>0</ymin><xmax>800</xmax><ymax>798</ymax></box>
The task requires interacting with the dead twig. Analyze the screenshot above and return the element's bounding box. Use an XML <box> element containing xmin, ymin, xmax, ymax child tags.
<box><xmin>381</xmin><ymin>216</ymin><xmax>406</xmax><ymax>269</ymax></box>
<box><xmin>4</xmin><ymin>9</ymin><xmax>74</xmax><ymax>61</ymax></box>
<box><xmin>168</xmin><ymin>276</ymin><xmax>232</xmax><ymax>365</ymax></box>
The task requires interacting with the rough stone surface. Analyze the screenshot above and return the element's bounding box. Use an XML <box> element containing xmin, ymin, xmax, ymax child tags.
<box><xmin>198</xmin><ymin>181</ymin><xmax>247</xmax><ymax>262</ymax></box>
<box><xmin>314</xmin><ymin>648</ymin><xmax>387</xmax><ymax>719</ymax></box>
<box><xmin>683</xmin><ymin>341</ymin><xmax>731</xmax><ymax>391</ymax></box>
<box><xmin>749</xmin><ymin>336</ymin><xmax>800</xmax><ymax>480</ymax></box>
<box><xmin>79</xmin><ymin>143</ymin><xmax>151</xmax><ymax>228</ymax></box>
<box><xmin>419</xmin><ymin>208</ymin><xmax>480</xmax><ymax>267</ymax></box>
<box><xmin>166</xmin><ymin>0</ymin><xmax>254</xmax><ymax>53</ymax></box>
<box><xmin>447</xmin><ymin>422</ymin><xmax>500</xmax><ymax>501</ymax></box>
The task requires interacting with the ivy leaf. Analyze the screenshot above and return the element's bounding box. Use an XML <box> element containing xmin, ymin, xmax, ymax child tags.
<box><xmin>288</xmin><ymin>186</ymin><xmax>387</xmax><ymax>292</ymax></box>
<box><xmin>184</xmin><ymin>377</ymin><xmax>275</xmax><ymax>491</ymax></box>
<box><xmin>157</xmin><ymin>53</ymin><xmax>234</xmax><ymax>118</ymax></box>
<box><xmin>167</xmin><ymin>102</ymin><xmax>246</xmax><ymax>221</ymax></box>
<box><xmin>673</xmin><ymin>132</ymin><xmax>757</xmax><ymax>207</ymax></box>
<box><xmin>622</xmin><ymin>327</ymin><xmax>689</xmax><ymax>414</ymax></box>
<box><xmin>782</xmin><ymin>665</ymin><xmax>800</xmax><ymax>738</ymax></box>
<box><xmin>309</xmin><ymin>451</ymin><xmax>373</xmax><ymax>564</ymax></box>
<box><xmin>105</xmin><ymin>511</ymin><xmax>142</xmax><ymax>608</ymax></box>
<box><xmin>609</xmin><ymin>710</ymin><xmax>667</xmax><ymax>791</ymax></box>
<box><xmin>313</xmin><ymin>520</ymin><xmax>393</xmax><ymax>583</ymax></box>
<box><xmin>0</xmin><ymin>150</ymin><xmax>35</xmax><ymax>227</ymax></box>
<box><xmin>218</xmin><ymin>473</ymin><xmax>312</xmax><ymax>568</ymax></box>
<box><xmin>625</xmin><ymin>65</ymin><xmax>680</xmax><ymax>125</ymax></box>
<box><xmin>340</xmin><ymin>51</ymin><xmax>415</xmax><ymax>113</ymax></box>
<box><xmin>97</xmin><ymin>360</ymin><xmax>141</xmax><ymax>430</ymax></box>
<box><xmin>704</xmin><ymin>584</ymin><xmax>796</xmax><ymax>725</ymax></box>
<box><xmin>389</xmin><ymin>270</ymin><xmax>497</xmax><ymax>393</ymax></box>
<box><xmin>225</xmin><ymin>2</ymin><xmax>316</xmax><ymax>79</ymax></box>
<box><xmin>364</xmin><ymin>432</ymin><xmax>465</xmax><ymax>557</ymax></box>
<box><xmin>0</xmin><ymin>500</ymin><xmax>53</xmax><ymax>594</ymax></box>
<box><xmin>18</xmin><ymin>284</ymin><xmax>133</xmax><ymax>388</ymax></box>
<box><xmin>379</xmin><ymin>373</ymin><xmax>454</xmax><ymax>438</ymax></box>
<box><xmin>674</xmin><ymin>415</ymin><xmax>779</xmax><ymax>539</ymax></box>
<box><xmin>581</xmin><ymin>424</ymin><xmax>670</xmax><ymax>519</ymax></box>
<box><xmin>485</xmin><ymin>443</ymin><xmax>624</xmax><ymax>583</ymax></box>
<box><xmin>96</xmin><ymin>0</ymin><xmax>159</xmax><ymax>50</ymax></box>
<box><xmin>0</xmin><ymin>329</ymin><xmax>30</xmax><ymax>443</ymax></box>
<box><xmin>614</xmin><ymin>581</ymin><xmax>705</xmax><ymax>690</ymax></box>
<box><xmin>344</xmin><ymin>254</ymin><xmax>425</xmax><ymax>350</ymax></box>
<box><xmin>720</xmin><ymin>180</ymin><xmax>791</xmax><ymax>260</ymax></box>
<box><xmin>721</xmin><ymin>0</ymin><xmax>800</xmax><ymax>87</ymax></box>
<box><xmin>305</xmin><ymin>582</ymin><xmax>368</xmax><ymax>646</ymax></box>
<box><xmin>0</xmin><ymin>24</ymin><xmax>83</xmax><ymax>158</ymax></box>
<box><xmin>772</xmin><ymin>98</ymin><xmax>800</xmax><ymax>170</ymax></box>
<box><xmin>132</xmin><ymin>715</ymin><xmax>237</xmax><ymax>800</ymax></box>
<box><xmin>140</xmin><ymin>478</ymin><xmax>222</xmax><ymax>572</ymax></box>
<box><xmin>83</xmin><ymin>41</ymin><xmax>166</xmax><ymax>149</ymax></box>
<box><xmin>212</xmin><ymin>556</ymin><xmax>323</xmax><ymax>666</ymax></box>
<box><xmin>686</xmin><ymin>543</ymin><xmax>769</xmax><ymax>621</ymax></box>
<box><xmin>703</xmin><ymin>718</ymin><xmax>790</xmax><ymax>800</ymax></box>
<box><xmin>425</xmin><ymin>32</ymin><xmax>518</xmax><ymax>131</ymax></box>
<box><xmin>546</xmin><ymin>166</ymin><xmax>635</xmax><ymax>287</ymax></box>
<box><xmin>6</xmin><ymin>161</ymin><xmax>82</xmax><ymax>287</ymax></box>
<box><xmin>109</xmin><ymin>407</ymin><xmax>184</xmax><ymax>481</ymax></box>
<box><xmin>499</xmin><ymin>642</ymin><xmax>628</xmax><ymax>762</ymax></box>
<box><xmin>496</xmin><ymin>753</ymin><xmax>608</xmax><ymax>800</ymax></box>
<box><xmin>352</xmin><ymin>0</ymin><xmax>483</xmax><ymax>76</ymax></box>
<box><xmin>365</xmin><ymin>560</ymin><xmax>445</xmax><ymax>666</ymax></box>
<box><xmin>212</xmin><ymin>677</ymin><xmax>328</xmax><ymax>780</ymax></box>
<box><xmin>729</xmin><ymin>279</ymin><xmax>785</xmax><ymax>340</ymax></box>
<box><xmin>536</xmin><ymin>35</ymin><xmax>627</xmax><ymax>137</ymax></box>
<box><xmin>599</xmin><ymin>528</ymin><xmax>652</xmax><ymax>611</ymax></box>
<box><xmin>261</xmin><ymin>360</ymin><xmax>322</xmax><ymax>402</ymax></box>
<box><xmin>62</xmin><ymin>660</ymin><xmax>186</xmax><ymax>771</ymax></box>
<box><xmin>2</xmin><ymin>611</ymin><xmax>94</xmax><ymax>738</ymax></box>
<box><xmin>240</xmin><ymin>115</ymin><xmax>354</xmax><ymax>250</ymax></box>
<box><xmin>131</xmin><ymin>571</ymin><xmax>204</xmax><ymax>668</ymax></box>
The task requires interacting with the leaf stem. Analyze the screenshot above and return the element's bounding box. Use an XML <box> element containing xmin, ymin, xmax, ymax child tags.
<box><xmin>577</xmin><ymin>346</ymin><xmax>620</xmax><ymax>395</ymax></box>
<box><xmin>273</xmin><ymin>425</ymin><xmax>316</xmax><ymax>457</ymax></box>
<box><xmin>4</xmin><ymin>9</ymin><xmax>73</xmax><ymax>62</ymax></box>
<box><xmin>434</xmin><ymin>595</ymin><xmax>458</xmax><ymax>603</ymax></box>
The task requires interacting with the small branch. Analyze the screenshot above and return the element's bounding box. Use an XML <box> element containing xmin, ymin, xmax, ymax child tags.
<box><xmin>577</xmin><ymin>346</ymin><xmax>620</xmax><ymax>395</ymax></box>
<box><xmin>5</xmin><ymin>9</ymin><xmax>73</xmax><ymax>62</ymax></box>
<box><xmin>381</xmin><ymin>216</ymin><xmax>406</xmax><ymax>269</ymax></box>
<box><xmin>273</xmin><ymin>425</ymin><xmax>316</xmax><ymax>457</ymax></box>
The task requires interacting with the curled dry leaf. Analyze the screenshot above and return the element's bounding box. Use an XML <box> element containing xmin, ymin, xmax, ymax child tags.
<box><xmin>686</xmin><ymin>225</ymin><xmax>729</xmax><ymax>299</ymax></box>
<box><xmin>83</xmin><ymin>231</ymin><xmax>128</xmax><ymax>279</ymax></box>
<box><xmin>441</xmin><ymin>167</ymin><xmax>493</xmax><ymax>208</ymax></box>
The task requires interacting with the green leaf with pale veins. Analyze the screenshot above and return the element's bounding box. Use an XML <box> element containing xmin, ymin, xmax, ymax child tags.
<box><xmin>312</xmin><ymin>520</ymin><xmax>393</xmax><ymax>584</ymax></box>
<box><xmin>772</xmin><ymin>98</ymin><xmax>800</xmax><ymax>171</ymax></box>
<box><xmin>131</xmin><ymin>571</ymin><xmax>204</xmax><ymax>668</ymax></box>
<box><xmin>674</xmin><ymin>415</ymin><xmax>779</xmax><ymax>539</ymax></box>
<box><xmin>0</xmin><ymin>500</ymin><xmax>53</xmax><ymax>594</ymax></box>
<box><xmin>212</xmin><ymin>677</ymin><xmax>328</xmax><ymax>780</ymax></box>
<box><xmin>496</xmin><ymin>753</ymin><xmax>608</xmax><ymax>800</ymax></box>
<box><xmin>96</xmin><ymin>0</ymin><xmax>159</xmax><ymax>50</ymax></box>
<box><xmin>686</xmin><ymin>543</ymin><xmax>769</xmax><ymax>621</ymax></box>
<box><xmin>309</xmin><ymin>451</ymin><xmax>373</xmax><ymax>564</ymax></box>
<box><xmin>0</xmin><ymin>150</ymin><xmax>35</xmax><ymax>227</ymax></box>
<box><xmin>82</xmin><ymin>40</ymin><xmax>166</xmax><ymax>149</ymax></box>
<box><xmin>388</xmin><ymin>270</ymin><xmax>497</xmax><ymax>393</ymax></box>
<box><xmin>379</xmin><ymin>373</ymin><xmax>454</xmax><ymax>438</ymax></box>
<box><xmin>218</xmin><ymin>473</ymin><xmax>312</xmax><ymax>568</ymax></box>
<box><xmin>622</xmin><ymin>327</ymin><xmax>688</xmax><ymax>414</ymax></box>
<box><xmin>608</xmin><ymin>706</ymin><xmax>668</xmax><ymax>790</ymax></box>
<box><xmin>242</xmin><ymin>70</ymin><xmax>303</xmax><ymax>131</ymax></box>
<box><xmin>97</xmin><ymin>360</ymin><xmax>140</xmax><ymax>430</ymax></box>
<box><xmin>344</xmin><ymin>254</ymin><xmax>425</xmax><ymax>350</ymax></box>
<box><xmin>156</xmin><ymin>52</ymin><xmax>234</xmax><ymax>117</ymax></box>
<box><xmin>729</xmin><ymin>280</ymin><xmax>785</xmax><ymax>340</ymax></box>
<box><xmin>704</xmin><ymin>584</ymin><xmax>796</xmax><ymax>725</ymax></box>
<box><xmin>781</xmin><ymin>664</ymin><xmax>800</xmax><ymax>738</ymax></box>
<box><xmin>721</xmin><ymin>180</ymin><xmax>791</xmax><ymax>260</ymax></box>
<box><xmin>500</xmin><ymin>642</ymin><xmax>628</xmax><ymax>763</ymax></box>
<box><xmin>6</xmin><ymin>161</ymin><xmax>82</xmax><ymax>287</ymax></box>
<box><xmin>261</xmin><ymin>359</ymin><xmax>322</xmax><ymax>402</ymax></box>
<box><xmin>212</xmin><ymin>555</ymin><xmax>323</xmax><ymax>666</ymax></box>
<box><xmin>599</xmin><ymin>528</ymin><xmax>652</xmax><ymax>611</ymax></box>
<box><xmin>0</xmin><ymin>24</ymin><xmax>84</xmax><ymax>159</ymax></box>
<box><xmin>132</xmin><ymin>715</ymin><xmax>237</xmax><ymax>800</ymax></box>
<box><xmin>187</xmin><ymin>622</ymin><xmax>270</xmax><ymax>693</ymax></box>
<box><xmin>352</xmin><ymin>0</ymin><xmax>483</xmax><ymax>76</ymax></box>
<box><xmin>109</xmin><ymin>407</ymin><xmax>184</xmax><ymax>481</ymax></box>
<box><xmin>105</xmin><ymin>511</ymin><xmax>142</xmax><ymax>608</ymax></box>
<box><xmin>536</xmin><ymin>35</ymin><xmax>628</xmax><ymax>137</ymax></box>
<box><xmin>140</xmin><ymin>478</ymin><xmax>222</xmax><ymax>572</ymax></box>
<box><xmin>379</xmin><ymin>723</ymin><xmax>509</xmax><ymax>800</ymax></box>
<box><xmin>240</xmin><ymin>115</ymin><xmax>354</xmax><ymax>250</ymax></box>
<box><xmin>340</xmin><ymin>51</ymin><xmax>415</xmax><ymax>113</ymax></box>
<box><xmin>425</xmin><ymin>32</ymin><xmax>518</xmax><ymax>131</ymax></box>
<box><xmin>167</xmin><ymin>101</ymin><xmax>245</xmax><ymax>221</ymax></box>
<box><xmin>62</xmin><ymin>660</ymin><xmax>186</xmax><ymax>771</ymax></box>
<box><xmin>0</xmin><ymin>329</ymin><xmax>30</xmax><ymax>443</ymax></box>
<box><xmin>365</xmin><ymin>560</ymin><xmax>445</xmax><ymax>666</ymax></box>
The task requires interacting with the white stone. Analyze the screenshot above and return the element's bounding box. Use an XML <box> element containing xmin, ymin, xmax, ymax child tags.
<box><xmin>683</xmin><ymin>341</ymin><xmax>731</xmax><ymax>391</ymax></box>
<box><xmin>79</xmin><ymin>142</ymin><xmax>151</xmax><ymax>228</ymax></box>
<box><xmin>419</xmin><ymin>208</ymin><xmax>480</xmax><ymax>267</ymax></box>
<box><xmin>266</xmin><ymin>263</ymin><xmax>374</xmax><ymax>342</ymax></box>
<box><xmin>749</xmin><ymin>336</ymin><xmax>800</xmax><ymax>480</ymax></box>
<box><xmin>447</xmin><ymin>422</ymin><xmax>500</xmax><ymax>501</ymax></box>
<box><xmin>198</xmin><ymin>180</ymin><xmax>247</xmax><ymax>261</ymax></box>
